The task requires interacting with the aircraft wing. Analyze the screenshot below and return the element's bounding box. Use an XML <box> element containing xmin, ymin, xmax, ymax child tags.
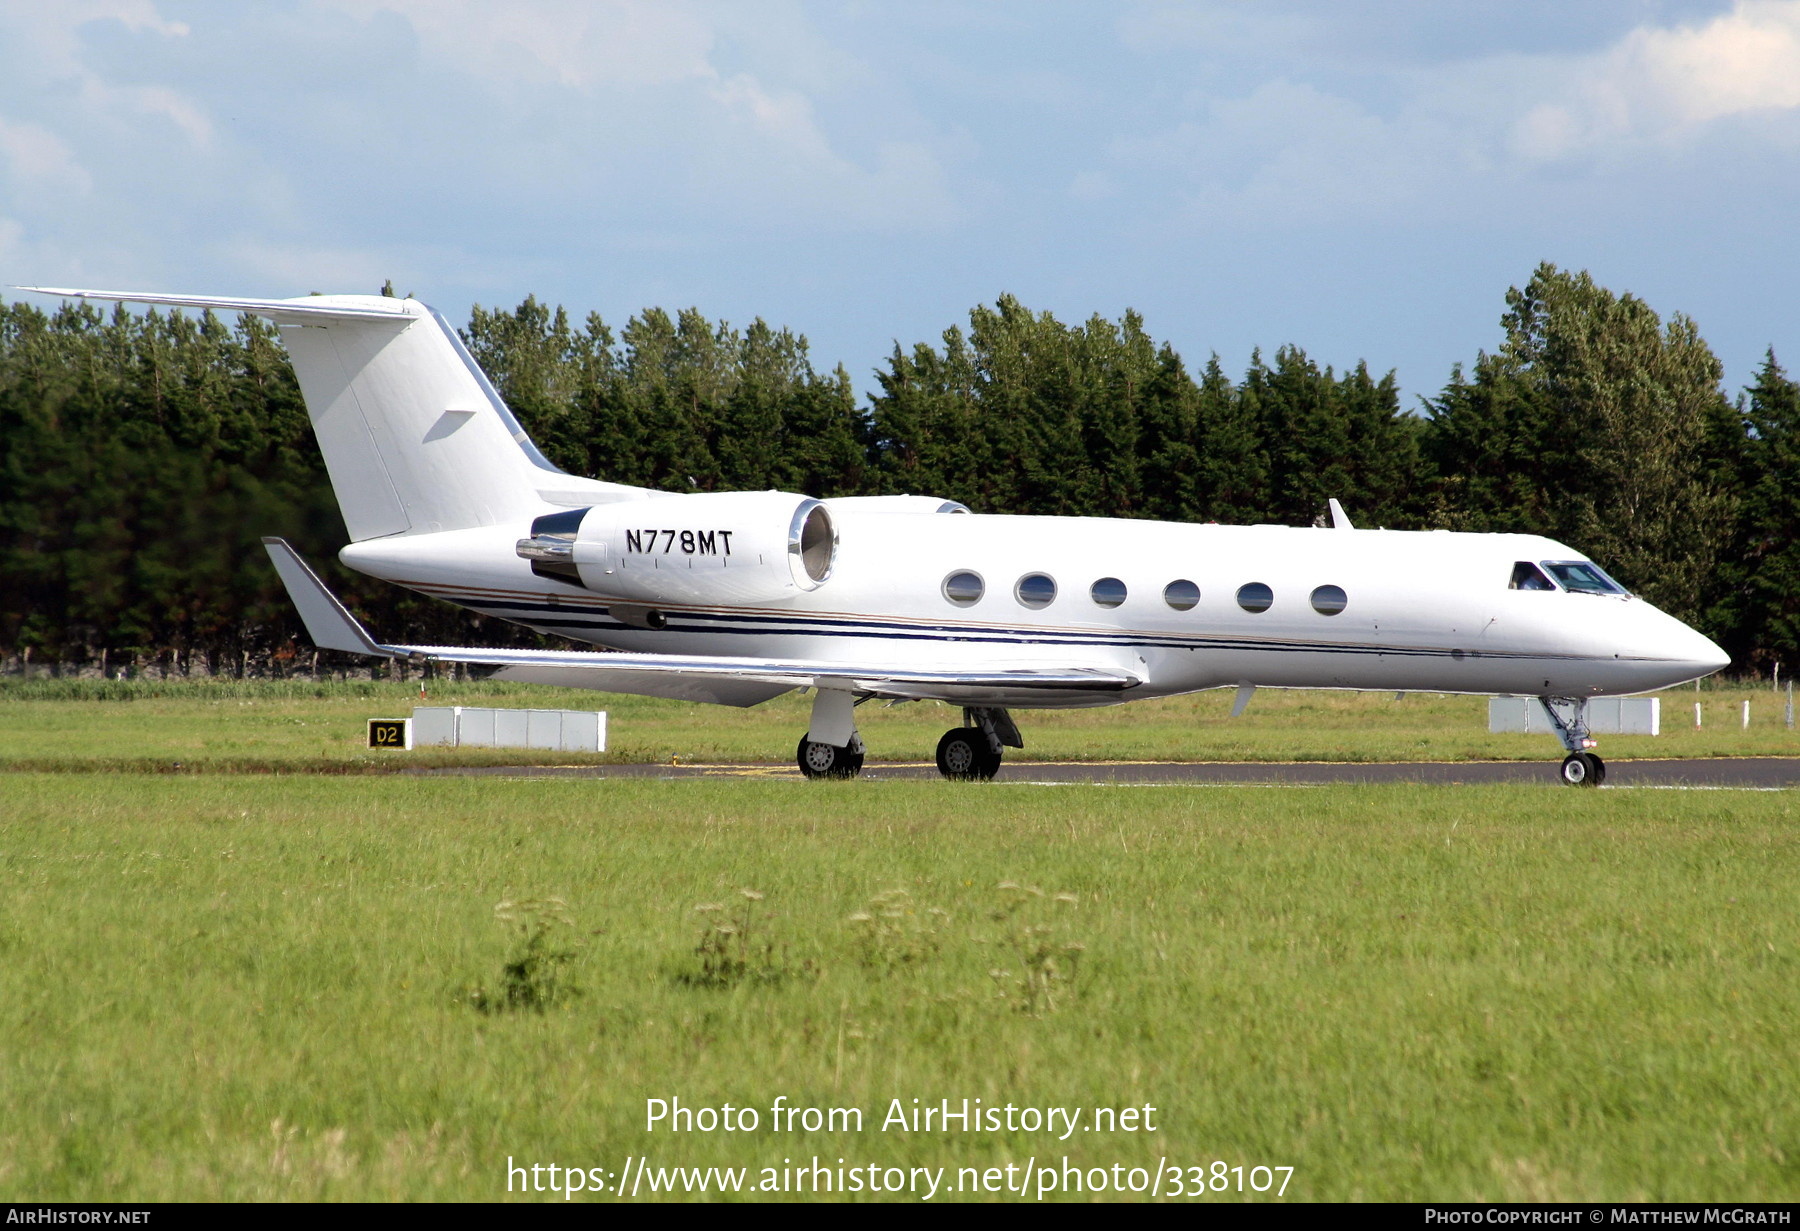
<box><xmin>263</xmin><ymin>538</ymin><xmax>1141</xmax><ymax>708</ymax></box>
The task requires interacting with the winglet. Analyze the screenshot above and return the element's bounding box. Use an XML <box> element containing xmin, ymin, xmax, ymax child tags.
<box><xmin>1328</xmin><ymin>498</ymin><xmax>1354</xmax><ymax>531</ymax></box>
<box><xmin>261</xmin><ymin>537</ymin><xmax>394</xmax><ymax>657</ymax></box>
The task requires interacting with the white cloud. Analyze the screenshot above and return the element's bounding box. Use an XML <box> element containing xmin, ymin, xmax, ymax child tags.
<box><xmin>1111</xmin><ymin>78</ymin><xmax>1467</xmax><ymax>225</ymax></box>
<box><xmin>3</xmin><ymin>1</ymin><xmax>189</xmax><ymax>71</ymax></box>
<box><xmin>712</xmin><ymin>72</ymin><xmax>814</xmax><ymax>138</ymax></box>
<box><xmin>1116</xmin><ymin>5</ymin><xmax>1312</xmax><ymax>58</ymax></box>
<box><xmin>1509</xmin><ymin>0</ymin><xmax>1800</xmax><ymax>158</ymax></box>
<box><xmin>701</xmin><ymin>73</ymin><xmax>959</xmax><ymax>229</ymax></box>
<box><xmin>332</xmin><ymin>0</ymin><xmax>716</xmax><ymax>90</ymax></box>
<box><xmin>0</xmin><ymin>215</ymin><xmax>25</xmax><ymax>264</ymax></box>
<box><xmin>0</xmin><ymin>3</ymin><xmax>211</xmax><ymax>154</ymax></box>
<box><xmin>81</xmin><ymin>81</ymin><xmax>214</xmax><ymax>149</ymax></box>
<box><xmin>1097</xmin><ymin>0</ymin><xmax>1800</xmax><ymax>226</ymax></box>
<box><xmin>0</xmin><ymin>119</ymin><xmax>93</xmax><ymax>194</ymax></box>
<box><xmin>221</xmin><ymin>236</ymin><xmax>403</xmax><ymax>290</ymax></box>
<box><xmin>1626</xmin><ymin>0</ymin><xmax>1800</xmax><ymax>124</ymax></box>
<box><xmin>293</xmin><ymin>1</ymin><xmax>960</xmax><ymax>232</ymax></box>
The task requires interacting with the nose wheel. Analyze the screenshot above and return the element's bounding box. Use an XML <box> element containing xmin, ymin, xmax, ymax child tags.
<box><xmin>1542</xmin><ymin>697</ymin><xmax>1605</xmax><ymax>786</ymax></box>
<box><xmin>1559</xmin><ymin>752</ymin><xmax>1606</xmax><ymax>787</ymax></box>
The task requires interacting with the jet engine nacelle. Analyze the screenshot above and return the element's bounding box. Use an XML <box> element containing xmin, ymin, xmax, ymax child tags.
<box><xmin>517</xmin><ymin>491</ymin><xmax>837</xmax><ymax>605</ymax></box>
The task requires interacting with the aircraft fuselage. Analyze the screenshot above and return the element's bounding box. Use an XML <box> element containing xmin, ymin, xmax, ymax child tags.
<box><xmin>340</xmin><ymin>508</ymin><xmax>1726</xmax><ymax>707</ymax></box>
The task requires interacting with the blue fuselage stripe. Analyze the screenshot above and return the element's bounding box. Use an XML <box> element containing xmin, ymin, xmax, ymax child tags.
<box><xmin>428</xmin><ymin>592</ymin><xmax>1561</xmax><ymax>663</ymax></box>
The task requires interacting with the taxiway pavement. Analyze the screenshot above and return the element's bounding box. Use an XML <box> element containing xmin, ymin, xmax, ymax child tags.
<box><xmin>426</xmin><ymin>758</ymin><xmax>1800</xmax><ymax>788</ymax></box>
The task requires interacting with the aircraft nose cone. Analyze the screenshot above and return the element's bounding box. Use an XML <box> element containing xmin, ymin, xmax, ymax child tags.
<box><xmin>1695</xmin><ymin>633</ymin><xmax>1730</xmax><ymax>676</ymax></box>
<box><xmin>1664</xmin><ymin>619</ymin><xmax>1729</xmax><ymax>681</ymax></box>
<box><xmin>1605</xmin><ymin>602</ymin><xmax>1731</xmax><ymax>690</ymax></box>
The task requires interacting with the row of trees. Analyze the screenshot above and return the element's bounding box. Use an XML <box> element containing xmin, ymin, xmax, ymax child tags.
<box><xmin>2</xmin><ymin>263</ymin><xmax>1797</xmax><ymax>674</ymax></box>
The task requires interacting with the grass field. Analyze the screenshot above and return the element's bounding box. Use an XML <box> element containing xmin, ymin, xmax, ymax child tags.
<box><xmin>3</xmin><ymin>675</ymin><xmax>1797</xmax><ymax>772</ymax></box>
<box><xmin>2</xmin><ymin>773</ymin><xmax>1798</xmax><ymax>1201</ymax></box>
<box><xmin>2</xmin><ymin>682</ymin><xmax>1797</xmax><ymax>1202</ymax></box>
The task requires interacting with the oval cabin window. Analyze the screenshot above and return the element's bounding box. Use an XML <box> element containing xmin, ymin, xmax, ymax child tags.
<box><xmin>943</xmin><ymin>570</ymin><xmax>985</xmax><ymax>606</ymax></box>
<box><xmin>1237</xmin><ymin>582</ymin><xmax>1274</xmax><ymax>613</ymax></box>
<box><xmin>1015</xmin><ymin>572</ymin><xmax>1057</xmax><ymax>609</ymax></box>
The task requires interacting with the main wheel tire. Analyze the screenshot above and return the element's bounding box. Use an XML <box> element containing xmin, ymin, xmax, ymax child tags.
<box><xmin>936</xmin><ymin>728</ymin><xmax>1000</xmax><ymax>781</ymax></box>
<box><xmin>1559</xmin><ymin>752</ymin><xmax>1603</xmax><ymax>787</ymax></box>
<box><xmin>797</xmin><ymin>736</ymin><xmax>862</xmax><ymax>779</ymax></box>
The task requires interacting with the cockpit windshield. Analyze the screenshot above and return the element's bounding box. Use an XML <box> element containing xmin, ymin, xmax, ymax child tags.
<box><xmin>1509</xmin><ymin>561</ymin><xmax>1555</xmax><ymax>591</ymax></box>
<box><xmin>1542</xmin><ymin>560</ymin><xmax>1629</xmax><ymax>596</ymax></box>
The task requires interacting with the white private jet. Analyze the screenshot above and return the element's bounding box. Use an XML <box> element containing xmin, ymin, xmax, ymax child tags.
<box><xmin>26</xmin><ymin>288</ymin><xmax>1729</xmax><ymax>785</ymax></box>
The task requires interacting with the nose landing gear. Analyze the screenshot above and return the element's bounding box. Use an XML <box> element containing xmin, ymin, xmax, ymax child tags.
<box><xmin>1559</xmin><ymin>750</ymin><xmax>1606</xmax><ymax>786</ymax></box>
<box><xmin>1542</xmin><ymin>696</ymin><xmax>1606</xmax><ymax>787</ymax></box>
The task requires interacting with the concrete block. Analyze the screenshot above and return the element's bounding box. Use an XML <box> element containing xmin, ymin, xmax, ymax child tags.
<box><xmin>1489</xmin><ymin>696</ymin><xmax>1659</xmax><ymax>736</ymax></box>
<box><xmin>412</xmin><ymin>706</ymin><xmax>460</xmax><ymax>747</ymax></box>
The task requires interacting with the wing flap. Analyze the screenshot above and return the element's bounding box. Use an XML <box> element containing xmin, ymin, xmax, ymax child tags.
<box><xmin>459</xmin><ymin>660</ymin><xmax>794</xmax><ymax>708</ymax></box>
<box><xmin>399</xmin><ymin>643</ymin><xmax>1140</xmax><ymax>704</ymax></box>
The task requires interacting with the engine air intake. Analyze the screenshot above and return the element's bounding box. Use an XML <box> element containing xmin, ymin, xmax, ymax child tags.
<box><xmin>792</xmin><ymin>500</ymin><xmax>836</xmax><ymax>585</ymax></box>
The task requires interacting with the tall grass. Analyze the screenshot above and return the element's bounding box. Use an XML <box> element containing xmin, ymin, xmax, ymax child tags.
<box><xmin>4</xmin><ymin>678</ymin><xmax>1798</xmax><ymax>772</ymax></box>
<box><xmin>1</xmin><ymin>773</ymin><xmax>1794</xmax><ymax>1201</ymax></box>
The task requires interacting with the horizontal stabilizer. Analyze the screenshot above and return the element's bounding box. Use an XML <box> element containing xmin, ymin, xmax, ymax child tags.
<box><xmin>262</xmin><ymin>538</ymin><xmax>393</xmax><ymax>657</ymax></box>
<box><xmin>16</xmin><ymin>287</ymin><xmax>417</xmax><ymax>326</ymax></box>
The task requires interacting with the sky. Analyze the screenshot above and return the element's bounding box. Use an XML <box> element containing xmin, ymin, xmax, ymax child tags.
<box><xmin>3</xmin><ymin>0</ymin><xmax>1799</xmax><ymax>410</ymax></box>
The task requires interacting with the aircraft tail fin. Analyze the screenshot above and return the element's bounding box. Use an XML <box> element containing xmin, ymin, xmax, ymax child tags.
<box><xmin>20</xmin><ymin>287</ymin><xmax>650</xmax><ymax>541</ymax></box>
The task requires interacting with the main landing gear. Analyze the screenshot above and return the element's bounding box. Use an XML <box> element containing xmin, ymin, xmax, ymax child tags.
<box><xmin>934</xmin><ymin>708</ymin><xmax>1021</xmax><ymax>781</ymax></box>
<box><xmin>794</xmin><ymin>691</ymin><xmax>1023</xmax><ymax>781</ymax></box>
<box><xmin>796</xmin><ymin>733</ymin><xmax>864</xmax><ymax>779</ymax></box>
<box><xmin>1542</xmin><ymin>696</ymin><xmax>1606</xmax><ymax>787</ymax></box>
<box><xmin>795</xmin><ymin>686</ymin><xmax>868</xmax><ymax>779</ymax></box>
